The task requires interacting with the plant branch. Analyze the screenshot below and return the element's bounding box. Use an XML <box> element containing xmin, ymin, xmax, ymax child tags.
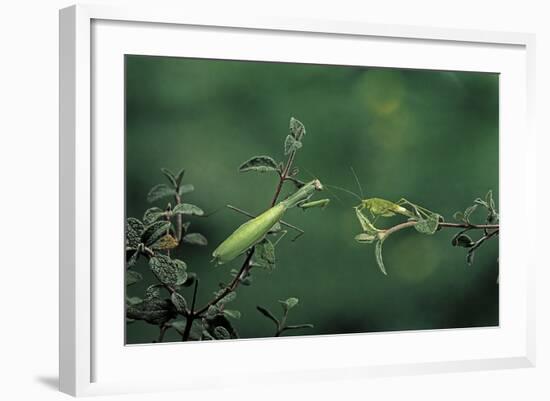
<box><xmin>181</xmin><ymin>280</ymin><xmax>200</xmax><ymax>341</ymax></box>
<box><xmin>438</xmin><ymin>222</ymin><xmax>499</xmax><ymax>230</ymax></box>
<box><xmin>194</xmin><ymin>249</ymin><xmax>255</xmax><ymax>317</ymax></box>
<box><xmin>175</xmin><ymin>192</ymin><xmax>183</xmax><ymax>242</ymax></box>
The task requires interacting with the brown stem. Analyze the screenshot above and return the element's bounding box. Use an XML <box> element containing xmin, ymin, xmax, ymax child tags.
<box><xmin>175</xmin><ymin>193</ymin><xmax>183</xmax><ymax>242</ymax></box>
<box><xmin>438</xmin><ymin>222</ymin><xmax>499</xmax><ymax>230</ymax></box>
<box><xmin>181</xmin><ymin>280</ymin><xmax>199</xmax><ymax>341</ymax></box>
<box><xmin>194</xmin><ymin>249</ymin><xmax>255</xmax><ymax>316</ymax></box>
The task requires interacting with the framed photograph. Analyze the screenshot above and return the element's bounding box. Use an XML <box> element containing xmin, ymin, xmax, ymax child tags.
<box><xmin>59</xmin><ymin>4</ymin><xmax>536</xmax><ymax>396</ymax></box>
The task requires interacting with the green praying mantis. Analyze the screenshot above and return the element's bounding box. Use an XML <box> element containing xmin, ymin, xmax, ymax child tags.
<box><xmin>212</xmin><ymin>179</ymin><xmax>330</xmax><ymax>265</ymax></box>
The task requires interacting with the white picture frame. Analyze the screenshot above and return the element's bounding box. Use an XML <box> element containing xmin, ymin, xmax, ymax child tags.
<box><xmin>59</xmin><ymin>4</ymin><xmax>536</xmax><ymax>397</ymax></box>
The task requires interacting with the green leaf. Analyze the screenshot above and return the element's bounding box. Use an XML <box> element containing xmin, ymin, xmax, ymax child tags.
<box><xmin>150</xmin><ymin>234</ymin><xmax>179</xmax><ymax>250</ymax></box>
<box><xmin>174</xmin><ymin>169</ymin><xmax>185</xmax><ymax>188</ymax></box>
<box><xmin>160</xmin><ymin>168</ymin><xmax>177</xmax><ymax>187</ymax></box>
<box><xmin>453</xmin><ymin>211</ymin><xmax>465</xmax><ymax>222</ymax></box>
<box><xmin>289</xmin><ymin>117</ymin><xmax>306</xmax><ymax>140</ymax></box>
<box><xmin>279</xmin><ymin>297</ymin><xmax>299</xmax><ymax>313</ymax></box>
<box><xmin>283</xmin><ymin>323</ymin><xmax>314</xmax><ymax>331</ymax></box>
<box><xmin>126</xmin><ymin>249</ymin><xmax>140</xmax><ymax>268</ymax></box>
<box><xmin>218</xmin><ymin>291</ymin><xmax>236</xmax><ymax>305</ymax></box>
<box><xmin>283</xmin><ymin>297</ymin><xmax>299</xmax><ymax>310</ymax></box>
<box><xmin>170</xmin><ymin>292</ymin><xmax>188</xmax><ymax>313</ymax></box>
<box><xmin>182</xmin><ymin>233</ymin><xmax>208</xmax><ymax>246</ymax></box>
<box><xmin>284</xmin><ymin>135</ymin><xmax>302</xmax><ymax>155</ymax></box>
<box><xmin>126</xmin><ymin>218</ymin><xmax>144</xmax><ymax>248</ymax></box>
<box><xmin>239</xmin><ymin>155</ymin><xmax>280</xmax><ymax>173</ymax></box>
<box><xmin>414</xmin><ymin>213</ymin><xmax>440</xmax><ymax>235</ymax></box>
<box><xmin>144</xmin><ymin>284</ymin><xmax>162</xmax><ymax>301</ymax></box>
<box><xmin>170</xmin><ymin>319</ymin><xmax>187</xmax><ymax>333</ymax></box>
<box><xmin>253</xmin><ymin>238</ymin><xmax>276</xmax><ymax>270</ymax></box>
<box><xmin>126</xmin><ymin>296</ymin><xmax>176</xmax><ymax>326</ymax></box>
<box><xmin>181</xmin><ymin>272</ymin><xmax>196</xmax><ymax>287</ymax></box>
<box><xmin>147</xmin><ymin>184</ymin><xmax>176</xmax><ymax>203</ymax></box>
<box><xmin>141</xmin><ymin>221</ymin><xmax>171</xmax><ymax>247</ymax></box>
<box><xmin>173</xmin><ymin>203</ymin><xmax>204</xmax><ymax>216</ymax></box>
<box><xmin>149</xmin><ymin>255</ymin><xmax>187</xmax><ymax>286</ymax></box>
<box><xmin>143</xmin><ymin>207</ymin><xmax>165</xmax><ymax>225</ymax></box>
<box><xmin>126</xmin><ymin>296</ymin><xmax>143</xmax><ymax>306</ymax></box>
<box><xmin>178</xmin><ymin>184</ymin><xmax>195</xmax><ymax>196</ymax></box>
<box><xmin>213</xmin><ymin>326</ymin><xmax>231</xmax><ymax>340</ymax></box>
<box><xmin>126</xmin><ymin>270</ymin><xmax>142</xmax><ymax>286</ymax></box>
<box><xmin>256</xmin><ymin>305</ymin><xmax>279</xmax><ymax>326</ymax></box>
<box><xmin>374</xmin><ymin>239</ymin><xmax>387</xmax><ymax>275</ymax></box>
<box><xmin>463</xmin><ymin>204</ymin><xmax>478</xmax><ymax>221</ymax></box>
<box><xmin>206</xmin><ymin>305</ymin><xmax>220</xmax><ymax>319</ymax></box>
<box><xmin>223</xmin><ymin>309</ymin><xmax>241</xmax><ymax>320</ymax></box>
<box><xmin>354</xmin><ymin>232</ymin><xmax>376</xmax><ymax>244</ymax></box>
<box><xmin>452</xmin><ymin>233</ymin><xmax>474</xmax><ymax>248</ymax></box>
<box><xmin>467</xmin><ymin>249</ymin><xmax>476</xmax><ymax>266</ymax></box>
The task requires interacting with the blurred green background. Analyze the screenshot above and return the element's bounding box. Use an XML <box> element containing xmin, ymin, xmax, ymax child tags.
<box><xmin>125</xmin><ymin>55</ymin><xmax>499</xmax><ymax>344</ymax></box>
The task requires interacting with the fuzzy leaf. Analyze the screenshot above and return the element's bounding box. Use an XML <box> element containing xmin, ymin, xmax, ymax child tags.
<box><xmin>126</xmin><ymin>249</ymin><xmax>140</xmax><ymax>268</ymax></box>
<box><xmin>374</xmin><ymin>239</ymin><xmax>387</xmax><ymax>275</ymax></box>
<box><xmin>414</xmin><ymin>214</ymin><xmax>440</xmax><ymax>235</ymax></box>
<box><xmin>223</xmin><ymin>309</ymin><xmax>241</xmax><ymax>320</ymax></box>
<box><xmin>279</xmin><ymin>297</ymin><xmax>299</xmax><ymax>311</ymax></box>
<box><xmin>453</xmin><ymin>211</ymin><xmax>465</xmax><ymax>222</ymax></box>
<box><xmin>170</xmin><ymin>292</ymin><xmax>188</xmax><ymax>313</ymax></box>
<box><xmin>239</xmin><ymin>155</ymin><xmax>280</xmax><ymax>173</ymax></box>
<box><xmin>126</xmin><ymin>295</ymin><xmax>176</xmax><ymax>326</ymax></box>
<box><xmin>253</xmin><ymin>238</ymin><xmax>276</xmax><ymax>270</ymax></box>
<box><xmin>284</xmin><ymin>135</ymin><xmax>302</xmax><ymax>155</ymax></box>
<box><xmin>143</xmin><ymin>207</ymin><xmax>165</xmax><ymax>225</ymax></box>
<box><xmin>182</xmin><ymin>233</ymin><xmax>208</xmax><ymax>246</ymax></box>
<box><xmin>126</xmin><ymin>296</ymin><xmax>143</xmax><ymax>306</ymax></box>
<box><xmin>161</xmin><ymin>168</ymin><xmax>177</xmax><ymax>187</ymax></box>
<box><xmin>149</xmin><ymin>255</ymin><xmax>187</xmax><ymax>286</ymax></box>
<box><xmin>141</xmin><ymin>221</ymin><xmax>171</xmax><ymax>247</ymax></box>
<box><xmin>463</xmin><ymin>204</ymin><xmax>478</xmax><ymax>221</ymax></box>
<box><xmin>283</xmin><ymin>323</ymin><xmax>314</xmax><ymax>331</ymax></box>
<box><xmin>174</xmin><ymin>169</ymin><xmax>185</xmax><ymax>188</ymax></box>
<box><xmin>126</xmin><ymin>270</ymin><xmax>142</xmax><ymax>286</ymax></box>
<box><xmin>452</xmin><ymin>233</ymin><xmax>474</xmax><ymax>248</ymax></box>
<box><xmin>289</xmin><ymin>117</ymin><xmax>306</xmax><ymax>139</ymax></box>
<box><xmin>147</xmin><ymin>184</ymin><xmax>176</xmax><ymax>203</ymax></box>
<box><xmin>256</xmin><ymin>305</ymin><xmax>279</xmax><ymax>325</ymax></box>
<box><xmin>467</xmin><ymin>249</ymin><xmax>476</xmax><ymax>266</ymax></box>
<box><xmin>151</xmin><ymin>234</ymin><xmax>179</xmax><ymax>250</ymax></box>
<box><xmin>218</xmin><ymin>291</ymin><xmax>236</xmax><ymax>305</ymax></box>
<box><xmin>144</xmin><ymin>284</ymin><xmax>162</xmax><ymax>301</ymax></box>
<box><xmin>126</xmin><ymin>218</ymin><xmax>144</xmax><ymax>248</ymax></box>
<box><xmin>355</xmin><ymin>232</ymin><xmax>376</xmax><ymax>244</ymax></box>
<box><xmin>213</xmin><ymin>326</ymin><xmax>231</xmax><ymax>340</ymax></box>
<box><xmin>178</xmin><ymin>184</ymin><xmax>195</xmax><ymax>195</ymax></box>
<box><xmin>206</xmin><ymin>305</ymin><xmax>220</xmax><ymax>319</ymax></box>
<box><xmin>173</xmin><ymin>203</ymin><xmax>204</xmax><ymax>216</ymax></box>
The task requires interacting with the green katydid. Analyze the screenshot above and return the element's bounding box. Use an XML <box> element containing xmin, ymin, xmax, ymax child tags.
<box><xmin>212</xmin><ymin>179</ymin><xmax>325</xmax><ymax>265</ymax></box>
<box><xmin>329</xmin><ymin>168</ymin><xmax>442</xmax><ymax>275</ymax></box>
